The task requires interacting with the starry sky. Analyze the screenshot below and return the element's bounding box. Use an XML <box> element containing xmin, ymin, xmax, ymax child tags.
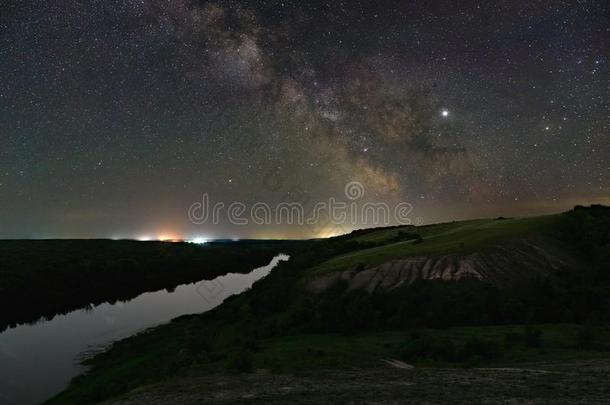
<box><xmin>1</xmin><ymin>0</ymin><xmax>608</xmax><ymax>239</ymax></box>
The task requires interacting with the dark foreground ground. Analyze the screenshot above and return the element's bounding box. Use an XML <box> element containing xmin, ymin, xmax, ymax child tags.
<box><xmin>105</xmin><ymin>359</ymin><xmax>610</xmax><ymax>404</ymax></box>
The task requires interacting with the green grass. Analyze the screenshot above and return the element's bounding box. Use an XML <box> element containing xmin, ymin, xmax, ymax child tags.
<box><xmin>254</xmin><ymin>324</ymin><xmax>610</xmax><ymax>370</ymax></box>
<box><xmin>253</xmin><ymin>332</ymin><xmax>403</xmax><ymax>371</ymax></box>
<box><xmin>48</xmin><ymin>322</ymin><xmax>610</xmax><ymax>404</ymax></box>
<box><xmin>312</xmin><ymin>214</ymin><xmax>560</xmax><ymax>274</ymax></box>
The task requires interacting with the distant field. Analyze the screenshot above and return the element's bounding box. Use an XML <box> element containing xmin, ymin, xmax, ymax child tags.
<box><xmin>312</xmin><ymin>214</ymin><xmax>559</xmax><ymax>274</ymax></box>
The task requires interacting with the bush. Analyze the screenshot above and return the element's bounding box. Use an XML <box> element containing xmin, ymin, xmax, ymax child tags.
<box><xmin>457</xmin><ymin>337</ymin><xmax>502</xmax><ymax>364</ymax></box>
<box><xmin>503</xmin><ymin>330</ymin><xmax>522</xmax><ymax>350</ymax></box>
<box><xmin>400</xmin><ymin>335</ymin><xmax>456</xmax><ymax>362</ymax></box>
<box><xmin>186</xmin><ymin>334</ymin><xmax>211</xmax><ymax>359</ymax></box>
<box><xmin>577</xmin><ymin>314</ymin><xmax>600</xmax><ymax>350</ymax></box>
<box><xmin>523</xmin><ymin>325</ymin><xmax>543</xmax><ymax>348</ymax></box>
<box><xmin>400</xmin><ymin>334</ymin><xmax>502</xmax><ymax>365</ymax></box>
<box><xmin>226</xmin><ymin>350</ymin><xmax>253</xmax><ymax>373</ymax></box>
<box><xmin>392</xmin><ymin>231</ymin><xmax>422</xmax><ymax>243</ymax></box>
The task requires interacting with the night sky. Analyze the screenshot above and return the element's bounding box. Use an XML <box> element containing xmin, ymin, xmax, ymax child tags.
<box><xmin>1</xmin><ymin>1</ymin><xmax>608</xmax><ymax>239</ymax></box>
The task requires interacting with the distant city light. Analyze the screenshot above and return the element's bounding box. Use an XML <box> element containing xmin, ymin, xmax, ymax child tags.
<box><xmin>157</xmin><ymin>233</ymin><xmax>181</xmax><ymax>242</ymax></box>
<box><xmin>189</xmin><ymin>237</ymin><xmax>209</xmax><ymax>244</ymax></box>
<box><xmin>135</xmin><ymin>233</ymin><xmax>185</xmax><ymax>242</ymax></box>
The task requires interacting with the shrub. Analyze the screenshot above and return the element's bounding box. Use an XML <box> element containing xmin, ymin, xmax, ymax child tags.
<box><xmin>503</xmin><ymin>330</ymin><xmax>522</xmax><ymax>350</ymax></box>
<box><xmin>577</xmin><ymin>314</ymin><xmax>599</xmax><ymax>349</ymax></box>
<box><xmin>523</xmin><ymin>325</ymin><xmax>543</xmax><ymax>348</ymax></box>
<box><xmin>226</xmin><ymin>350</ymin><xmax>253</xmax><ymax>373</ymax></box>
<box><xmin>400</xmin><ymin>335</ymin><xmax>456</xmax><ymax>362</ymax></box>
<box><xmin>457</xmin><ymin>337</ymin><xmax>502</xmax><ymax>364</ymax></box>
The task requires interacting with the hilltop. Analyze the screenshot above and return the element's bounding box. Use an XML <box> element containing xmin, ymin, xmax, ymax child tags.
<box><xmin>307</xmin><ymin>214</ymin><xmax>580</xmax><ymax>293</ymax></box>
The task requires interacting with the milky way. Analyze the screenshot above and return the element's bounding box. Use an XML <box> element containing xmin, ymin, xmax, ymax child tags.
<box><xmin>0</xmin><ymin>1</ymin><xmax>608</xmax><ymax>238</ymax></box>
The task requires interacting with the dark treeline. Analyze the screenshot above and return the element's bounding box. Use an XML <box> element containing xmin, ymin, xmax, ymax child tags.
<box><xmin>0</xmin><ymin>239</ymin><xmax>304</xmax><ymax>332</ymax></box>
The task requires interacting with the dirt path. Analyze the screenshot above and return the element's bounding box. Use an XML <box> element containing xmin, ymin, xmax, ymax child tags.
<box><xmin>104</xmin><ymin>359</ymin><xmax>610</xmax><ymax>404</ymax></box>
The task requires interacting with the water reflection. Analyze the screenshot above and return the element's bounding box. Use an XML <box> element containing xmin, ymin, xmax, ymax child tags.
<box><xmin>0</xmin><ymin>254</ymin><xmax>288</xmax><ymax>405</ymax></box>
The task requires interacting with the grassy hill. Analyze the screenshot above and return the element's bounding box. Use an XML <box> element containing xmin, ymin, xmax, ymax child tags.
<box><xmin>311</xmin><ymin>214</ymin><xmax>559</xmax><ymax>274</ymax></box>
<box><xmin>47</xmin><ymin>206</ymin><xmax>610</xmax><ymax>404</ymax></box>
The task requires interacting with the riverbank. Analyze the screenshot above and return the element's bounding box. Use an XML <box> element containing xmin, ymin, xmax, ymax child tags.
<box><xmin>0</xmin><ymin>239</ymin><xmax>302</xmax><ymax>331</ymax></box>
<box><xmin>0</xmin><ymin>254</ymin><xmax>290</xmax><ymax>405</ymax></box>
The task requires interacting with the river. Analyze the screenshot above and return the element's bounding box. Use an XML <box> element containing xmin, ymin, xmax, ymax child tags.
<box><xmin>0</xmin><ymin>254</ymin><xmax>289</xmax><ymax>405</ymax></box>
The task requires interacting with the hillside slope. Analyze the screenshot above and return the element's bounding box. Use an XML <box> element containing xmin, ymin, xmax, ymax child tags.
<box><xmin>48</xmin><ymin>206</ymin><xmax>610</xmax><ymax>404</ymax></box>
<box><xmin>311</xmin><ymin>215</ymin><xmax>559</xmax><ymax>273</ymax></box>
<box><xmin>308</xmin><ymin>238</ymin><xmax>580</xmax><ymax>293</ymax></box>
<box><xmin>305</xmin><ymin>213</ymin><xmax>587</xmax><ymax>293</ymax></box>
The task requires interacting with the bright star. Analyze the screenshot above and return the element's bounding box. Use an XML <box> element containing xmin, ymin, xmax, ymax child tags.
<box><xmin>441</xmin><ymin>109</ymin><xmax>449</xmax><ymax>117</ymax></box>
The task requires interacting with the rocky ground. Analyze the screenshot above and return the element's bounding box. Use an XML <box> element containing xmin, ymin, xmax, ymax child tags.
<box><xmin>105</xmin><ymin>359</ymin><xmax>610</xmax><ymax>404</ymax></box>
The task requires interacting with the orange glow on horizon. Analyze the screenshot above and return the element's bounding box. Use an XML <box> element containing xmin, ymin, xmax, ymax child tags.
<box><xmin>157</xmin><ymin>232</ymin><xmax>181</xmax><ymax>242</ymax></box>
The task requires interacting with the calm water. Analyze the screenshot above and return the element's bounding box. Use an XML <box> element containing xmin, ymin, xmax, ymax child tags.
<box><xmin>0</xmin><ymin>254</ymin><xmax>289</xmax><ymax>405</ymax></box>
